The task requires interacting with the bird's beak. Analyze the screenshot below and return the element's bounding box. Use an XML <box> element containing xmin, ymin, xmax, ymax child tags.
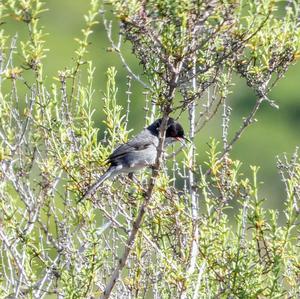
<box><xmin>183</xmin><ymin>136</ymin><xmax>191</xmax><ymax>143</ymax></box>
<box><xmin>176</xmin><ymin>136</ymin><xmax>191</xmax><ymax>144</ymax></box>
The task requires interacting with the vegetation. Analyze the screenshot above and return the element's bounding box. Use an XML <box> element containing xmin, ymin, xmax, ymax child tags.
<box><xmin>0</xmin><ymin>0</ymin><xmax>299</xmax><ymax>298</ymax></box>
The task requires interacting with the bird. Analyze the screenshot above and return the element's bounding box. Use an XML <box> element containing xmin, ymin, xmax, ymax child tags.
<box><xmin>79</xmin><ymin>117</ymin><xmax>188</xmax><ymax>201</ymax></box>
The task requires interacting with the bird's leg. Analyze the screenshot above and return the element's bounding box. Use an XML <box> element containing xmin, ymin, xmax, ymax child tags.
<box><xmin>128</xmin><ymin>172</ymin><xmax>134</xmax><ymax>180</ymax></box>
<box><xmin>128</xmin><ymin>172</ymin><xmax>139</xmax><ymax>184</ymax></box>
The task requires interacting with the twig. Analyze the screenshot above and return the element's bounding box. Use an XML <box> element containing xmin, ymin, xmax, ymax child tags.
<box><xmin>102</xmin><ymin>17</ymin><xmax>150</xmax><ymax>89</ymax></box>
<box><xmin>100</xmin><ymin>109</ymin><xmax>174</xmax><ymax>298</ymax></box>
<box><xmin>180</xmin><ymin>56</ymin><xmax>199</xmax><ymax>299</ymax></box>
<box><xmin>205</xmin><ymin>95</ymin><xmax>265</xmax><ymax>176</ymax></box>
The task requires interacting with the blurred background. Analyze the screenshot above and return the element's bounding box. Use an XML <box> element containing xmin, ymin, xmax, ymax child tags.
<box><xmin>4</xmin><ymin>0</ymin><xmax>300</xmax><ymax>211</ymax></box>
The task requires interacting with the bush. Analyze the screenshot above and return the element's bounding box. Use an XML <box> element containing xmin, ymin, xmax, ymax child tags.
<box><xmin>0</xmin><ymin>0</ymin><xmax>299</xmax><ymax>298</ymax></box>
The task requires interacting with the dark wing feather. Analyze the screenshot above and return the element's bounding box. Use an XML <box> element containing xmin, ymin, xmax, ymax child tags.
<box><xmin>107</xmin><ymin>132</ymin><xmax>156</xmax><ymax>164</ymax></box>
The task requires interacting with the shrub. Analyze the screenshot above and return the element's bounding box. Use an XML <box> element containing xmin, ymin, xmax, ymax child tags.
<box><xmin>0</xmin><ymin>1</ymin><xmax>299</xmax><ymax>298</ymax></box>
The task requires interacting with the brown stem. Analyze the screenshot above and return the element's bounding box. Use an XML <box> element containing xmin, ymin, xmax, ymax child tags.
<box><xmin>100</xmin><ymin>78</ymin><xmax>177</xmax><ymax>298</ymax></box>
<box><xmin>205</xmin><ymin>96</ymin><xmax>265</xmax><ymax>176</ymax></box>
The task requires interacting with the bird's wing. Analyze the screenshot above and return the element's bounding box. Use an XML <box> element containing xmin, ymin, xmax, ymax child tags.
<box><xmin>108</xmin><ymin>132</ymin><xmax>156</xmax><ymax>163</ymax></box>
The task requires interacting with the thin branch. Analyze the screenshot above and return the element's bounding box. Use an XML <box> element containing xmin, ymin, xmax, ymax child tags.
<box><xmin>102</xmin><ymin>17</ymin><xmax>150</xmax><ymax>89</ymax></box>
<box><xmin>206</xmin><ymin>95</ymin><xmax>265</xmax><ymax>176</ymax></box>
<box><xmin>100</xmin><ymin>107</ymin><xmax>175</xmax><ymax>298</ymax></box>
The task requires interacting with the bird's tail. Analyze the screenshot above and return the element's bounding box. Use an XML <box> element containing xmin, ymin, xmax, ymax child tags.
<box><xmin>79</xmin><ymin>168</ymin><xmax>115</xmax><ymax>202</ymax></box>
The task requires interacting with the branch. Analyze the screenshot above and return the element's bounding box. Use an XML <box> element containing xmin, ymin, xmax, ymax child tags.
<box><xmin>180</xmin><ymin>57</ymin><xmax>199</xmax><ymax>299</ymax></box>
<box><xmin>102</xmin><ymin>17</ymin><xmax>150</xmax><ymax>89</ymax></box>
<box><xmin>206</xmin><ymin>95</ymin><xmax>265</xmax><ymax>176</ymax></box>
<box><xmin>100</xmin><ymin>108</ymin><xmax>174</xmax><ymax>298</ymax></box>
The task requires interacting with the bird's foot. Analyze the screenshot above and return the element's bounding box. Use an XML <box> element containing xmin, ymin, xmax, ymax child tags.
<box><xmin>128</xmin><ymin>172</ymin><xmax>140</xmax><ymax>185</ymax></box>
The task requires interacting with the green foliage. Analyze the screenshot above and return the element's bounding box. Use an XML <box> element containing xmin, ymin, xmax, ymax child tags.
<box><xmin>102</xmin><ymin>67</ymin><xmax>129</xmax><ymax>148</ymax></box>
<box><xmin>110</xmin><ymin>0</ymin><xmax>300</xmax><ymax>105</ymax></box>
<box><xmin>0</xmin><ymin>0</ymin><xmax>299</xmax><ymax>298</ymax></box>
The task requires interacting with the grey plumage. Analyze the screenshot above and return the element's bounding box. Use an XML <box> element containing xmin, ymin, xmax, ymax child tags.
<box><xmin>80</xmin><ymin>118</ymin><xmax>186</xmax><ymax>201</ymax></box>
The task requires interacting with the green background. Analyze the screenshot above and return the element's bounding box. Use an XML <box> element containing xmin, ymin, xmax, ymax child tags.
<box><xmin>4</xmin><ymin>0</ymin><xmax>300</xmax><ymax>209</ymax></box>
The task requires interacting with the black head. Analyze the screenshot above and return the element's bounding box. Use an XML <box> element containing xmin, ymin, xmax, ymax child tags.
<box><xmin>166</xmin><ymin>121</ymin><xmax>185</xmax><ymax>140</ymax></box>
<box><xmin>147</xmin><ymin>118</ymin><xmax>187</xmax><ymax>141</ymax></box>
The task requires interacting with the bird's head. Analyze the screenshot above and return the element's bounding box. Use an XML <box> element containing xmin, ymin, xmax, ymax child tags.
<box><xmin>148</xmin><ymin>118</ymin><xmax>189</xmax><ymax>145</ymax></box>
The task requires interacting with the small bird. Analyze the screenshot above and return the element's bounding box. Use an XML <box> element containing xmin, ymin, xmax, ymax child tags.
<box><xmin>80</xmin><ymin>118</ymin><xmax>188</xmax><ymax>201</ymax></box>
